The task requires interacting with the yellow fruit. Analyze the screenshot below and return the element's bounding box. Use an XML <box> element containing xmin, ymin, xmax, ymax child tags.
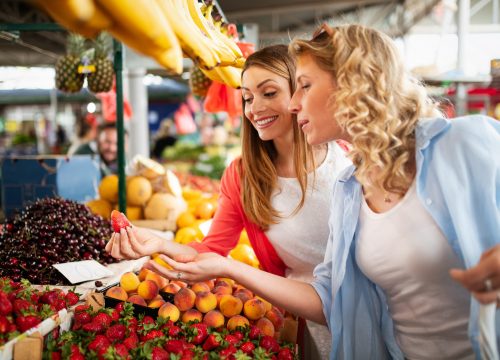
<box><xmin>230</xmin><ymin>244</ymin><xmax>259</xmax><ymax>267</ymax></box>
<box><xmin>126</xmin><ymin>206</ymin><xmax>143</xmax><ymax>220</ymax></box>
<box><xmin>182</xmin><ymin>188</ymin><xmax>202</xmax><ymax>201</ymax></box>
<box><xmin>133</xmin><ymin>155</ymin><xmax>165</xmax><ymax>180</ymax></box>
<box><xmin>238</xmin><ymin>229</ymin><xmax>250</xmax><ymax>245</ymax></box>
<box><xmin>192</xmin><ymin>220</ymin><xmax>207</xmax><ymax>239</ymax></box>
<box><xmin>194</xmin><ymin>200</ymin><xmax>215</xmax><ymax>220</ymax></box>
<box><xmin>144</xmin><ymin>193</ymin><xmax>187</xmax><ymax>221</ymax></box>
<box><xmin>152</xmin><ymin>254</ymin><xmax>173</xmax><ymax>270</ymax></box>
<box><xmin>174</xmin><ymin>227</ymin><xmax>199</xmax><ymax>245</ymax></box>
<box><xmin>86</xmin><ymin>199</ymin><xmax>112</xmax><ymax>219</ymax></box>
<box><xmin>127</xmin><ymin>176</ymin><xmax>153</xmax><ymax>206</ymax></box>
<box><xmin>99</xmin><ymin>174</ymin><xmax>119</xmax><ymax>203</ymax></box>
<box><xmin>176</xmin><ymin>211</ymin><xmax>196</xmax><ymax>228</ymax></box>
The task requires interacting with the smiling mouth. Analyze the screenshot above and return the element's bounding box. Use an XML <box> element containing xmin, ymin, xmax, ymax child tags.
<box><xmin>255</xmin><ymin>115</ymin><xmax>278</xmax><ymax>127</ymax></box>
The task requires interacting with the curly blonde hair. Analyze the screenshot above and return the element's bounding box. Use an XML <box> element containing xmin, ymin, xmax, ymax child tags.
<box><xmin>290</xmin><ymin>24</ymin><xmax>441</xmax><ymax>194</ymax></box>
<box><xmin>240</xmin><ymin>45</ymin><xmax>314</xmax><ymax>229</ymax></box>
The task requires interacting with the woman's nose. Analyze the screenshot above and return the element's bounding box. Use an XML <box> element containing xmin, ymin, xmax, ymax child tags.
<box><xmin>288</xmin><ymin>91</ymin><xmax>301</xmax><ymax>113</ymax></box>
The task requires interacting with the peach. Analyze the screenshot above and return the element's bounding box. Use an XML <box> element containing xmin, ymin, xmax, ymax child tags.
<box><xmin>234</xmin><ymin>288</ymin><xmax>253</xmax><ymax>305</ymax></box>
<box><xmin>203</xmin><ymin>279</ymin><xmax>215</xmax><ymax>290</ymax></box>
<box><xmin>105</xmin><ymin>286</ymin><xmax>128</xmax><ymax>301</ymax></box>
<box><xmin>219</xmin><ymin>295</ymin><xmax>243</xmax><ymax>318</ymax></box>
<box><xmin>127</xmin><ymin>294</ymin><xmax>147</xmax><ymax>307</ymax></box>
<box><xmin>120</xmin><ymin>272</ymin><xmax>141</xmax><ymax>293</ymax></box>
<box><xmin>137</xmin><ymin>280</ymin><xmax>159</xmax><ymax>300</ymax></box>
<box><xmin>226</xmin><ymin>315</ymin><xmax>250</xmax><ymax>331</ymax></box>
<box><xmin>170</xmin><ymin>280</ymin><xmax>188</xmax><ymax>288</ymax></box>
<box><xmin>145</xmin><ymin>272</ymin><xmax>168</xmax><ymax>289</ymax></box>
<box><xmin>152</xmin><ymin>254</ymin><xmax>173</xmax><ymax>269</ymax></box>
<box><xmin>195</xmin><ymin>291</ymin><xmax>217</xmax><ymax>313</ymax></box>
<box><xmin>256</xmin><ymin>296</ymin><xmax>272</xmax><ymax>312</ymax></box>
<box><xmin>203</xmin><ymin>310</ymin><xmax>225</xmax><ymax>328</ymax></box>
<box><xmin>174</xmin><ymin>287</ymin><xmax>196</xmax><ymax>311</ymax></box>
<box><xmin>216</xmin><ymin>277</ymin><xmax>235</xmax><ymax>288</ymax></box>
<box><xmin>265</xmin><ymin>307</ymin><xmax>285</xmax><ymax>331</ymax></box>
<box><xmin>243</xmin><ymin>298</ymin><xmax>266</xmax><ymax>320</ymax></box>
<box><xmin>191</xmin><ymin>282</ymin><xmax>211</xmax><ymax>294</ymax></box>
<box><xmin>158</xmin><ymin>302</ymin><xmax>180</xmax><ymax>322</ymax></box>
<box><xmin>213</xmin><ymin>282</ymin><xmax>232</xmax><ymax>296</ymax></box>
<box><xmin>148</xmin><ymin>298</ymin><xmax>166</xmax><ymax>308</ymax></box>
<box><xmin>138</xmin><ymin>268</ymin><xmax>153</xmax><ymax>281</ymax></box>
<box><xmin>255</xmin><ymin>317</ymin><xmax>275</xmax><ymax>337</ymax></box>
<box><xmin>163</xmin><ymin>283</ymin><xmax>181</xmax><ymax>295</ymax></box>
<box><xmin>182</xmin><ymin>308</ymin><xmax>203</xmax><ymax>323</ymax></box>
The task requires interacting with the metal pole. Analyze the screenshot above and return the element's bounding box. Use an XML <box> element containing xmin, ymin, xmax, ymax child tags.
<box><xmin>456</xmin><ymin>0</ymin><xmax>470</xmax><ymax>116</ymax></box>
<box><xmin>113</xmin><ymin>39</ymin><xmax>127</xmax><ymax>213</ymax></box>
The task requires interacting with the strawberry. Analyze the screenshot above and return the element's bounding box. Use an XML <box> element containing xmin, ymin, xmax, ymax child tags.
<box><xmin>240</xmin><ymin>341</ymin><xmax>255</xmax><ymax>355</ymax></box>
<box><xmin>0</xmin><ymin>316</ymin><xmax>10</xmax><ymax>333</ymax></box>
<box><xmin>142</xmin><ymin>315</ymin><xmax>155</xmax><ymax>325</ymax></box>
<box><xmin>232</xmin><ymin>331</ymin><xmax>244</xmax><ymax>341</ymax></box>
<box><xmin>260</xmin><ymin>336</ymin><xmax>280</xmax><ymax>354</ymax></box>
<box><xmin>115</xmin><ymin>344</ymin><xmax>129</xmax><ymax>358</ymax></box>
<box><xmin>225</xmin><ymin>334</ymin><xmax>240</xmax><ymax>346</ymax></box>
<box><xmin>277</xmin><ymin>348</ymin><xmax>294</xmax><ymax>360</ymax></box>
<box><xmin>54</xmin><ymin>298</ymin><xmax>67</xmax><ymax>311</ymax></box>
<box><xmin>39</xmin><ymin>290</ymin><xmax>59</xmax><ymax>306</ymax></box>
<box><xmin>202</xmin><ymin>334</ymin><xmax>220</xmax><ymax>351</ymax></box>
<box><xmin>106</xmin><ymin>324</ymin><xmax>127</xmax><ymax>342</ymax></box>
<box><xmin>110</xmin><ymin>309</ymin><xmax>120</xmax><ymax>322</ymax></box>
<box><xmin>168</xmin><ymin>324</ymin><xmax>182</xmax><ymax>337</ymax></box>
<box><xmin>152</xmin><ymin>346</ymin><xmax>170</xmax><ymax>360</ymax></box>
<box><xmin>74</xmin><ymin>311</ymin><xmax>92</xmax><ymax>325</ymax></box>
<box><xmin>88</xmin><ymin>334</ymin><xmax>110</xmax><ymax>352</ymax></box>
<box><xmin>219</xmin><ymin>345</ymin><xmax>237</xmax><ymax>359</ymax></box>
<box><xmin>181</xmin><ymin>349</ymin><xmax>194</xmax><ymax>360</ymax></box>
<box><xmin>0</xmin><ymin>292</ymin><xmax>12</xmax><ymax>315</ymax></box>
<box><xmin>111</xmin><ymin>210</ymin><xmax>131</xmax><ymax>233</ymax></box>
<box><xmin>249</xmin><ymin>325</ymin><xmax>261</xmax><ymax>340</ymax></box>
<box><xmin>65</xmin><ymin>291</ymin><xmax>79</xmax><ymax>306</ymax></box>
<box><xmin>127</xmin><ymin>317</ymin><xmax>138</xmax><ymax>333</ymax></box>
<box><xmin>115</xmin><ymin>302</ymin><xmax>125</xmax><ymax>313</ymax></box>
<box><xmin>190</xmin><ymin>323</ymin><xmax>208</xmax><ymax>344</ymax></box>
<box><xmin>51</xmin><ymin>352</ymin><xmax>61</xmax><ymax>360</ymax></box>
<box><xmin>141</xmin><ymin>329</ymin><xmax>164</xmax><ymax>342</ymax></box>
<box><xmin>12</xmin><ymin>299</ymin><xmax>31</xmax><ymax>315</ymax></box>
<box><xmin>82</xmin><ymin>321</ymin><xmax>104</xmax><ymax>333</ymax></box>
<box><xmin>75</xmin><ymin>304</ymin><xmax>89</xmax><ymax>313</ymax></box>
<box><xmin>164</xmin><ymin>339</ymin><xmax>185</xmax><ymax>354</ymax></box>
<box><xmin>123</xmin><ymin>333</ymin><xmax>138</xmax><ymax>350</ymax></box>
<box><xmin>16</xmin><ymin>315</ymin><xmax>41</xmax><ymax>332</ymax></box>
<box><xmin>69</xmin><ymin>344</ymin><xmax>84</xmax><ymax>360</ymax></box>
<box><xmin>93</xmin><ymin>312</ymin><xmax>112</xmax><ymax>329</ymax></box>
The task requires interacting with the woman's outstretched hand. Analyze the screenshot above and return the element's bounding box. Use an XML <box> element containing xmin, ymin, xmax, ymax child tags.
<box><xmin>143</xmin><ymin>252</ymin><xmax>230</xmax><ymax>282</ymax></box>
<box><xmin>105</xmin><ymin>226</ymin><xmax>166</xmax><ymax>260</ymax></box>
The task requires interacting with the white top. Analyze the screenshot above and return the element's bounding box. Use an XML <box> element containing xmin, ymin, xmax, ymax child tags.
<box><xmin>266</xmin><ymin>142</ymin><xmax>351</xmax><ymax>282</ymax></box>
<box><xmin>356</xmin><ymin>182</ymin><xmax>474</xmax><ymax>360</ymax></box>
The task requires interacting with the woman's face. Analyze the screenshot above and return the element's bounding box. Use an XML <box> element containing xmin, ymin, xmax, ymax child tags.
<box><xmin>241</xmin><ymin>66</ymin><xmax>293</xmax><ymax>141</ymax></box>
<box><xmin>289</xmin><ymin>54</ymin><xmax>344</xmax><ymax>145</ymax></box>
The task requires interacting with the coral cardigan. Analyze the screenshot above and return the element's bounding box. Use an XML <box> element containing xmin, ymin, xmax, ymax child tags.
<box><xmin>189</xmin><ymin>159</ymin><xmax>287</xmax><ymax>276</ymax></box>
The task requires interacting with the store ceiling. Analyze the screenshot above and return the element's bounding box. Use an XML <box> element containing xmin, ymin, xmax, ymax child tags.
<box><xmin>0</xmin><ymin>0</ymin><xmax>439</xmax><ymax>68</ymax></box>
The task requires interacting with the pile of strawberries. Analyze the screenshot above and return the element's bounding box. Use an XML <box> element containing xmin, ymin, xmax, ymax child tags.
<box><xmin>0</xmin><ymin>277</ymin><xmax>78</xmax><ymax>346</ymax></box>
<box><xmin>44</xmin><ymin>302</ymin><xmax>296</xmax><ymax>360</ymax></box>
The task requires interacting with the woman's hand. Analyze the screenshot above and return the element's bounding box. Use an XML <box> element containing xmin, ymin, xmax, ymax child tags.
<box><xmin>143</xmin><ymin>252</ymin><xmax>231</xmax><ymax>283</ymax></box>
<box><xmin>105</xmin><ymin>226</ymin><xmax>166</xmax><ymax>260</ymax></box>
<box><xmin>450</xmin><ymin>244</ymin><xmax>500</xmax><ymax>306</ymax></box>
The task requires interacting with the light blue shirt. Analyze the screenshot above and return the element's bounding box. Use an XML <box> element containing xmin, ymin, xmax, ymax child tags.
<box><xmin>311</xmin><ymin>115</ymin><xmax>500</xmax><ymax>359</ymax></box>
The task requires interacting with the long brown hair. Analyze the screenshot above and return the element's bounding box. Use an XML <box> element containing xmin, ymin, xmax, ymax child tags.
<box><xmin>240</xmin><ymin>45</ymin><xmax>313</xmax><ymax>229</ymax></box>
<box><xmin>290</xmin><ymin>24</ymin><xmax>441</xmax><ymax>195</ymax></box>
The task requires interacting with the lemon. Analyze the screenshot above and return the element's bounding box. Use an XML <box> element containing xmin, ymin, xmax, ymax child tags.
<box><xmin>230</xmin><ymin>244</ymin><xmax>259</xmax><ymax>268</ymax></box>
<box><xmin>176</xmin><ymin>211</ymin><xmax>196</xmax><ymax>228</ymax></box>
<box><xmin>174</xmin><ymin>227</ymin><xmax>199</xmax><ymax>245</ymax></box>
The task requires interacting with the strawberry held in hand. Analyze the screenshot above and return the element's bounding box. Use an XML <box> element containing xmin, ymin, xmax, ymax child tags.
<box><xmin>110</xmin><ymin>210</ymin><xmax>131</xmax><ymax>233</ymax></box>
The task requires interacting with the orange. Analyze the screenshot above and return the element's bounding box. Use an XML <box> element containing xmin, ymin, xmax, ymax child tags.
<box><xmin>194</xmin><ymin>200</ymin><xmax>215</xmax><ymax>220</ymax></box>
<box><xmin>174</xmin><ymin>227</ymin><xmax>199</xmax><ymax>245</ymax></box>
<box><xmin>176</xmin><ymin>211</ymin><xmax>196</xmax><ymax>228</ymax></box>
<box><xmin>238</xmin><ymin>229</ymin><xmax>250</xmax><ymax>245</ymax></box>
<box><xmin>230</xmin><ymin>244</ymin><xmax>259</xmax><ymax>268</ymax></box>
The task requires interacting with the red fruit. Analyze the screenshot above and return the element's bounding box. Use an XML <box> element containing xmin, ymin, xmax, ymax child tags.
<box><xmin>123</xmin><ymin>333</ymin><xmax>138</xmax><ymax>350</ymax></box>
<box><xmin>106</xmin><ymin>324</ymin><xmax>127</xmax><ymax>342</ymax></box>
<box><xmin>249</xmin><ymin>325</ymin><xmax>261</xmax><ymax>340</ymax></box>
<box><xmin>141</xmin><ymin>329</ymin><xmax>164</xmax><ymax>342</ymax></box>
<box><xmin>224</xmin><ymin>334</ymin><xmax>239</xmax><ymax>346</ymax></box>
<box><xmin>82</xmin><ymin>322</ymin><xmax>104</xmax><ymax>333</ymax></box>
<box><xmin>65</xmin><ymin>291</ymin><xmax>79</xmax><ymax>306</ymax></box>
<box><xmin>75</xmin><ymin>304</ymin><xmax>89</xmax><ymax>313</ymax></box>
<box><xmin>111</xmin><ymin>210</ymin><xmax>131</xmax><ymax>233</ymax></box>
<box><xmin>115</xmin><ymin>302</ymin><xmax>125</xmax><ymax>313</ymax></box>
<box><xmin>152</xmin><ymin>346</ymin><xmax>170</xmax><ymax>360</ymax></box>
<box><xmin>69</xmin><ymin>345</ymin><xmax>84</xmax><ymax>360</ymax></box>
<box><xmin>51</xmin><ymin>352</ymin><xmax>61</xmax><ymax>360</ymax></box>
<box><xmin>190</xmin><ymin>323</ymin><xmax>208</xmax><ymax>345</ymax></box>
<box><xmin>142</xmin><ymin>315</ymin><xmax>155</xmax><ymax>325</ymax></box>
<box><xmin>0</xmin><ymin>316</ymin><xmax>10</xmax><ymax>333</ymax></box>
<box><xmin>240</xmin><ymin>341</ymin><xmax>255</xmax><ymax>355</ymax></box>
<box><xmin>39</xmin><ymin>290</ymin><xmax>59</xmax><ymax>306</ymax></box>
<box><xmin>164</xmin><ymin>339</ymin><xmax>185</xmax><ymax>354</ymax></box>
<box><xmin>181</xmin><ymin>349</ymin><xmax>194</xmax><ymax>360</ymax></box>
<box><xmin>74</xmin><ymin>311</ymin><xmax>92</xmax><ymax>325</ymax></box>
<box><xmin>277</xmin><ymin>348</ymin><xmax>294</xmax><ymax>360</ymax></box>
<box><xmin>54</xmin><ymin>298</ymin><xmax>67</xmax><ymax>311</ymax></box>
<box><xmin>0</xmin><ymin>292</ymin><xmax>12</xmax><ymax>315</ymax></box>
<box><xmin>202</xmin><ymin>334</ymin><xmax>220</xmax><ymax>351</ymax></box>
<box><xmin>260</xmin><ymin>336</ymin><xmax>280</xmax><ymax>354</ymax></box>
<box><xmin>13</xmin><ymin>299</ymin><xmax>31</xmax><ymax>315</ymax></box>
<box><xmin>219</xmin><ymin>345</ymin><xmax>237</xmax><ymax>359</ymax></box>
<box><xmin>232</xmin><ymin>331</ymin><xmax>244</xmax><ymax>341</ymax></box>
<box><xmin>115</xmin><ymin>344</ymin><xmax>129</xmax><ymax>358</ymax></box>
<box><xmin>16</xmin><ymin>315</ymin><xmax>41</xmax><ymax>332</ymax></box>
<box><xmin>168</xmin><ymin>324</ymin><xmax>181</xmax><ymax>337</ymax></box>
<box><xmin>110</xmin><ymin>309</ymin><xmax>120</xmax><ymax>322</ymax></box>
<box><xmin>127</xmin><ymin>317</ymin><xmax>138</xmax><ymax>333</ymax></box>
<box><xmin>88</xmin><ymin>335</ymin><xmax>110</xmax><ymax>352</ymax></box>
<box><xmin>93</xmin><ymin>312</ymin><xmax>112</xmax><ymax>329</ymax></box>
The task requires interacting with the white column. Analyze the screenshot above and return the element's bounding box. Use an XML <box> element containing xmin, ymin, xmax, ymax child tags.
<box><xmin>127</xmin><ymin>68</ymin><xmax>149</xmax><ymax>158</ymax></box>
<box><xmin>456</xmin><ymin>0</ymin><xmax>470</xmax><ymax>116</ymax></box>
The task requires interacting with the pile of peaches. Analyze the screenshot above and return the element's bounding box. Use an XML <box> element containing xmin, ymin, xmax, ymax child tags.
<box><xmin>105</xmin><ymin>269</ymin><xmax>284</xmax><ymax>337</ymax></box>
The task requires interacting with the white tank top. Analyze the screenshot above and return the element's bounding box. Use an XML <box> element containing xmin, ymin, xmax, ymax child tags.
<box><xmin>266</xmin><ymin>142</ymin><xmax>351</xmax><ymax>282</ymax></box>
<box><xmin>356</xmin><ymin>182</ymin><xmax>474</xmax><ymax>360</ymax></box>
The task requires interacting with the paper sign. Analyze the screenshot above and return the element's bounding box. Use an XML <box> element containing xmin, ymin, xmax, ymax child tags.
<box><xmin>53</xmin><ymin>260</ymin><xmax>113</xmax><ymax>284</ymax></box>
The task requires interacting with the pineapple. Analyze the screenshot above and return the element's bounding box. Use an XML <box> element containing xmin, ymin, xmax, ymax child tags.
<box><xmin>88</xmin><ymin>32</ymin><xmax>114</xmax><ymax>94</ymax></box>
<box><xmin>189</xmin><ymin>66</ymin><xmax>212</xmax><ymax>98</ymax></box>
<box><xmin>55</xmin><ymin>33</ymin><xmax>85</xmax><ymax>93</ymax></box>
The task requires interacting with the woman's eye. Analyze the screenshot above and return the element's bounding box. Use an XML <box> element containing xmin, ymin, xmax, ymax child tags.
<box><xmin>301</xmin><ymin>84</ymin><xmax>310</xmax><ymax>90</ymax></box>
<box><xmin>243</xmin><ymin>98</ymin><xmax>253</xmax><ymax>104</ymax></box>
<box><xmin>264</xmin><ymin>91</ymin><xmax>276</xmax><ymax>98</ymax></box>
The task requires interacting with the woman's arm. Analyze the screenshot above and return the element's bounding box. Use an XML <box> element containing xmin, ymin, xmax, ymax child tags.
<box><xmin>144</xmin><ymin>252</ymin><xmax>327</xmax><ymax>325</ymax></box>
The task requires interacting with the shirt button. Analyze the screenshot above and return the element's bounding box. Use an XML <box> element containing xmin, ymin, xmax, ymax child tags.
<box><xmin>426</xmin><ymin>198</ymin><xmax>433</xmax><ymax>205</ymax></box>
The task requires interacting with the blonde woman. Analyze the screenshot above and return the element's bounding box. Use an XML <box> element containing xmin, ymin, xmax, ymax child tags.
<box><xmin>107</xmin><ymin>45</ymin><xmax>350</xmax><ymax>280</ymax></box>
<box><xmin>153</xmin><ymin>25</ymin><xmax>500</xmax><ymax>359</ymax></box>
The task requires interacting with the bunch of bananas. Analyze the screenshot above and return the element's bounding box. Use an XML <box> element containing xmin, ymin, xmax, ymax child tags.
<box><xmin>36</xmin><ymin>0</ymin><xmax>245</xmax><ymax>88</ymax></box>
